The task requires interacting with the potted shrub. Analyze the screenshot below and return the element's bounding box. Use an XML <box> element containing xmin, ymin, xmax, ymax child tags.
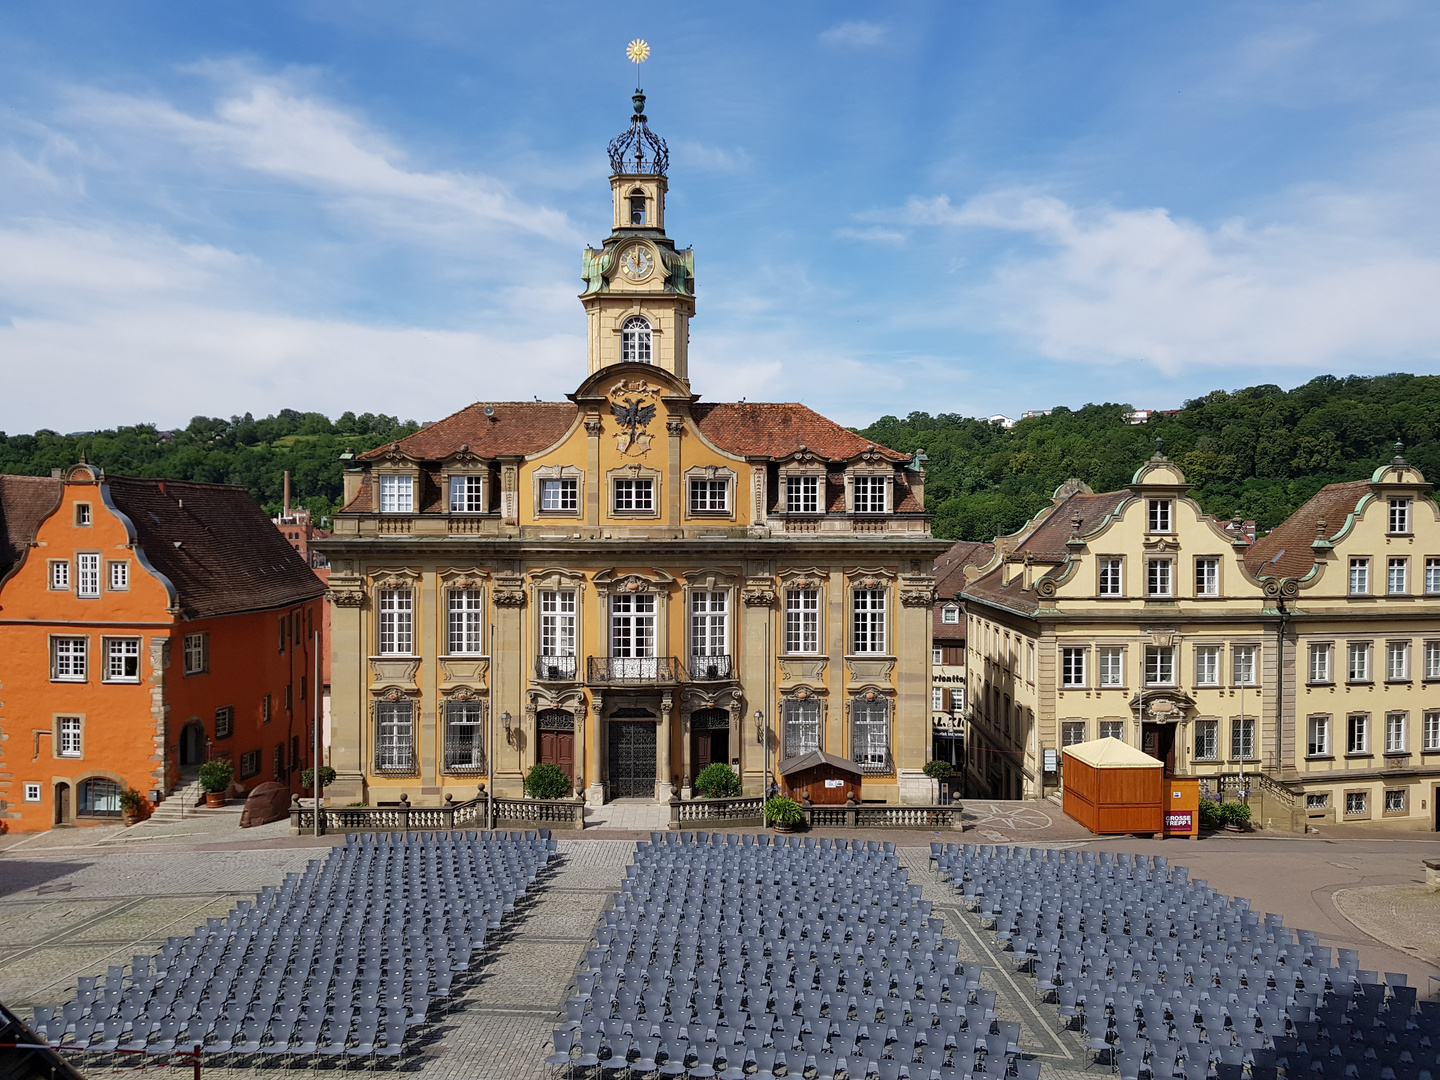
<box><xmin>524</xmin><ymin>762</ymin><xmax>572</xmax><ymax>800</ymax></box>
<box><xmin>764</xmin><ymin>796</ymin><xmax>804</xmax><ymax>833</ymax></box>
<box><xmin>118</xmin><ymin>788</ymin><xmax>144</xmax><ymax>826</ymax></box>
<box><xmin>923</xmin><ymin>759</ymin><xmax>954</xmax><ymax>803</ymax></box>
<box><xmin>300</xmin><ymin>766</ymin><xmax>337</xmax><ymax>793</ymax></box>
<box><xmin>694</xmin><ymin>762</ymin><xmax>743</xmax><ymax>799</ymax></box>
<box><xmin>198</xmin><ymin>760</ymin><xmax>234</xmax><ymax>808</ymax></box>
<box><xmin>1222</xmin><ymin>801</ymin><xmax>1253</xmax><ymax>832</ymax></box>
<box><xmin>1198</xmin><ymin>796</ymin><xmax>1223</xmax><ymax>831</ymax></box>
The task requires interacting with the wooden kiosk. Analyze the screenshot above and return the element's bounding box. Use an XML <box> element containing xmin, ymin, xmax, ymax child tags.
<box><xmin>779</xmin><ymin>751</ymin><xmax>862</xmax><ymax>805</ymax></box>
<box><xmin>1061</xmin><ymin>737</ymin><xmax>1164</xmax><ymax>835</ymax></box>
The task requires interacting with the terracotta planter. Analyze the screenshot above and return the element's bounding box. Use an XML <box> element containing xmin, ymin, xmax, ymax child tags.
<box><xmin>205</xmin><ymin>792</ymin><xmax>227</xmax><ymax>808</ymax></box>
<box><xmin>771</xmin><ymin>822</ymin><xmax>797</xmax><ymax>833</ymax></box>
<box><xmin>122</xmin><ymin>813</ymin><xmax>138</xmax><ymax>827</ymax></box>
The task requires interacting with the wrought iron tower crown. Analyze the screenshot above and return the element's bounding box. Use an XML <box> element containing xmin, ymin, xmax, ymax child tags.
<box><xmin>607</xmin><ymin>90</ymin><xmax>669</xmax><ymax>176</ymax></box>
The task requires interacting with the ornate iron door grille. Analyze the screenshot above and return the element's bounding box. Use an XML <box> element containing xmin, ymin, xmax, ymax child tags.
<box><xmin>607</xmin><ymin>721</ymin><xmax>656</xmax><ymax>799</ymax></box>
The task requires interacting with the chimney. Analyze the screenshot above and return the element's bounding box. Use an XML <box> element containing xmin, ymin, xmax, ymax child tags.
<box><xmin>283</xmin><ymin>471</ymin><xmax>291</xmax><ymax>518</ymax></box>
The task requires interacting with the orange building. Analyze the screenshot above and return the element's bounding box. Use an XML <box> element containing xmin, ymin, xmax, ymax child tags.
<box><xmin>0</xmin><ymin>465</ymin><xmax>326</xmax><ymax>832</ymax></box>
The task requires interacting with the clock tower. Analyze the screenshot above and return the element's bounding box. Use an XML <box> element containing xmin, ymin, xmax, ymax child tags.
<box><xmin>580</xmin><ymin>90</ymin><xmax>695</xmax><ymax>381</ymax></box>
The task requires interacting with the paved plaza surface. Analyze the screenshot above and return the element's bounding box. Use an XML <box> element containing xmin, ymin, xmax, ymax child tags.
<box><xmin>1</xmin><ymin>802</ymin><xmax>1437</xmax><ymax>1077</ymax></box>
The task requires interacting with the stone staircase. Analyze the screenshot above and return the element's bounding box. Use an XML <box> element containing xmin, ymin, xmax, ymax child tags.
<box><xmin>146</xmin><ymin>778</ymin><xmax>205</xmax><ymax>823</ymax></box>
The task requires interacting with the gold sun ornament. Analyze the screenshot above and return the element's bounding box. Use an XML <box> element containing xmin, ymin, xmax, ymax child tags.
<box><xmin>626</xmin><ymin>39</ymin><xmax>651</xmax><ymax>65</ymax></box>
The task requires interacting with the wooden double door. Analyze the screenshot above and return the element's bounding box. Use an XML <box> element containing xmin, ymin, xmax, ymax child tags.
<box><xmin>537</xmin><ymin>709</ymin><xmax>575</xmax><ymax>785</ymax></box>
<box><xmin>1142</xmin><ymin>722</ymin><xmax>1177</xmax><ymax>777</ymax></box>
<box><xmin>690</xmin><ymin>708</ymin><xmax>730</xmax><ymax>784</ymax></box>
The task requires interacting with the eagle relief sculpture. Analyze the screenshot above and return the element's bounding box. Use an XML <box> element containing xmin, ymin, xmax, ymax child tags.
<box><xmin>609</xmin><ymin>379</ymin><xmax>658</xmax><ymax>456</ymax></box>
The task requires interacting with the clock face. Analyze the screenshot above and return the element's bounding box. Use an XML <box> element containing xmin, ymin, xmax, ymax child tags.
<box><xmin>620</xmin><ymin>245</ymin><xmax>654</xmax><ymax>281</ymax></box>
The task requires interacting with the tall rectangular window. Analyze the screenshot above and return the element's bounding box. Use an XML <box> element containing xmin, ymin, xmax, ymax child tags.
<box><xmin>1097</xmin><ymin>647</ymin><xmax>1124</xmax><ymax>687</ymax></box>
<box><xmin>690</xmin><ymin>591</ymin><xmax>728</xmax><ymax>658</ymax></box>
<box><xmin>1426</xmin><ymin>641</ymin><xmax>1440</xmax><ymax>680</ymax></box>
<box><xmin>443</xmin><ymin>702</ymin><xmax>486</xmax><ymax>772</ymax></box>
<box><xmin>933</xmin><ymin>687</ymin><xmax>944</xmax><ymax>711</ymax></box>
<box><xmin>1389</xmin><ymin>497</ymin><xmax>1411</xmax><ymax>534</ymax></box>
<box><xmin>1147</xmin><ymin>499</ymin><xmax>1172</xmax><ymax>533</ymax></box>
<box><xmin>784</xmin><ymin>589</ymin><xmax>820</xmax><ymax>654</ymax></box>
<box><xmin>1194</xmin><ymin>646</ymin><xmax>1221</xmax><ymax>686</ymax></box>
<box><xmin>613</xmin><ymin>478</ymin><xmax>654</xmax><ymax>512</ymax></box>
<box><xmin>1232</xmin><ymin>645</ymin><xmax>1257</xmax><ymax>687</ymax></box>
<box><xmin>1426</xmin><ymin>558</ymin><xmax>1440</xmax><ymax>595</ymax></box>
<box><xmin>785</xmin><ymin>475</ymin><xmax>819</xmax><ymax>514</ymax></box>
<box><xmin>1231</xmin><ymin>716</ymin><xmax>1256</xmax><ymax>761</ymax></box>
<box><xmin>539</xmin><ymin>590</ymin><xmax>577</xmax><ymax>658</ymax></box>
<box><xmin>1146</xmin><ymin>559</ymin><xmax>1173</xmax><ymax>597</ymax></box>
<box><xmin>1194</xmin><ymin>720</ymin><xmax>1218</xmax><ymax>761</ymax></box>
<box><xmin>49</xmin><ymin>560</ymin><xmax>70</xmax><ymax>590</ymax></box>
<box><xmin>104</xmin><ymin>638</ymin><xmax>141</xmax><ymax>682</ymax></box>
<box><xmin>1423</xmin><ymin>711</ymin><xmax>1440</xmax><ymax>752</ymax></box>
<box><xmin>183</xmin><ymin>632</ymin><xmax>207</xmax><ymax>675</ymax></box>
<box><xmin>852</xmin><ymin>699</ymin><xmax>890</xmax><ymax>770</ymax></box>
<box><xmin>1385</xmin><ymin>711</ymin><xmax>1408</xmax><ymax>753</ymax></box>
<box><xmin>783</xmin><ymin>699</ymin><xmax>821</xmax><ymax>758</ymax></box>
<box><xmin>375</xmin><ymin>701</ymin><xmax>414</xmax><ymax>771</ymax></box>
<box><xmin>215</xmin><ymin>705</ymin><xmax>234</xmax><ymax>739</ymax></box>
<box><xmin>1307</xmin><ymin>715</ymin><xmax>1330</xmax><ymax>757</ymax></box>
<box><xmin>378</xmin><ymin>475</ymin><xmax>414</xmax><ymax>514</ymax></box>
<box><xmin>447</xmin><ymin>589</ymin><xmax>484</xmax><ymax>655</ymax></box>
<box><xmin>448</xmin><ymin>475</ymin><xmax>485</xmax><ymax>513</ymax></box>
<box><xmin>610</xmin><ymin>594</ymin><xmax>657</xmax><ymax>678</ymax></box>
<box><xmin>1347</xmin><ymin>713</ymin><xmax>1368</xmax><ymax>755</ymax></box>
<box><xmin>1060</xmin><ymin>647</ymin><xmax>1087</xmax><ymax>687</ymax></box>
<box><xmin>377</xmin><ymin>589</ymin><xmax>414</xmax><ymax>655</ymax></box>
<box><xmin>1386</xmin><ymin>641</ymin><xmax>1410</xmax><ymax>681</ymax></box>
<box><xmin>1349</xmin><ymin>558</ymin><xmax>1369</xmax><ymax>596</ymax></box>
<box><xmin>57</xmin><ymin>716</ymin><xmax>82</xmax><ymax>757</ymax></box>
<box><xmin>76</xmin><ymin>553</ymin><xmax>100</xmax><ymax>598</ymax></box>
<box><xmin>1347</xmin><ymin>641</ymin><xmax>1371</xmax><ymax>682</ymax></box>
<box><xmin>53</xmin><ymin>637</ymin><xmax>88</xmax><ymax>681</ymax></box>
<box><xmin>852</xmin><ymin>589</ymin><xmax>887</xmax><ymax>653</ymax></box>
<box><xmin>1097</xmin><ymin>558</ymin><xmax>1123</xmax><ymax>596</ymax></box>
<box><xmin>1194</xmin><ymin>558</ymin><xmax>1219</xmax><ymax>597</ymax></box>
<box><xmin>1309</xmin><ymin>643</ymin><xmax>1332</xmax><ymax>683</ymax></box>
<box><xmin>108</xmin><ymin>561</ymin><xmax>129</xmax><ymax>590</ymax></box>
<box><xmin>1145</xmin><ymin>646</ymin><xmax>1175</xmax><ymax>686</ymax></box>
<box><xmin>689</xmin><ymin>479</ymin><xmax>729</xmax><ymax>513</ymax></box>
<box><xmin>1388</xmin><ymin>557</ymin><xmax>1408</xmax><ymax>595</ymax></box>
<box><xmin>852</xmin><ymin>475</ymin><xmax>887</xmax><ymax>513</ymax></box>
<box><xmin>540</xmin><ymin>478</ymin><xmax>578</xmax><ymax>512</ymax></box>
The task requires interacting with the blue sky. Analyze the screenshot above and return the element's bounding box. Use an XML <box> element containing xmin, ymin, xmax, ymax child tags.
<box><xmin>2</xmin><ymin>2</ymin><xmax>1439</xmax><ymax>432</ymax></box>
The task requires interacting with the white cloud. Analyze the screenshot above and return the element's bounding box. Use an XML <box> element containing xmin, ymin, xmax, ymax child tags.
<box><xmin>835</xmin><ymin>226</ymin><xmax>909</xmax><ymax>245</ymax></box>
<box><xmin>819</xmin><ymin>21</ymin><xmax>887</xmax><ymax>50</ymax></box>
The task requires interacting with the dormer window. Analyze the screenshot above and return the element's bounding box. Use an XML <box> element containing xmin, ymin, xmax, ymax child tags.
<box><xmin>378</xmin><ymin>475</ymin><xmax>414</xmax><ymax>514</ymax></box>
<box><xmin>1148</xmin><ymin>499</ymin><xmax>1172</xmax><ymax>533</ymax></box>
<box><xmin>621</xmin><ymin>316</ymin><xmax>652</xmax><ymax>363</ymax></box>
<box><xmin>1389</xmin><ymin>498</ymin><xmax>1411</xmax><ymax>534</ymax></box>
<box><xmin>629</xmin><ymin>192</ymin><xmax>647</xmax><ymax>225</ymax></box>
<box><xmin>786</xmin><ymin>475</ymin><xmax>820</xmax><ymax>514</ymax></box>
<box><xmin>448</xmin><ymin>475</ymin><xmax>485</xmax><ymax>513</ymax></box>
<box><xmin>853</xmin><ymin>475</ymin><xmax>888</xmax><ymax>514</ymax></box>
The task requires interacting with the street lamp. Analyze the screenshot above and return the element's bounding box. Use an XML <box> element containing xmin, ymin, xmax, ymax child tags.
<box><xmin>755</xmin><ymin>710</ymin><xmax>767</xmax><ymax>798</ymax></box>
<box><xmin>501</xmin><ymin>711</ymin><xmax>513</xmax><ymax>746</ymax></box>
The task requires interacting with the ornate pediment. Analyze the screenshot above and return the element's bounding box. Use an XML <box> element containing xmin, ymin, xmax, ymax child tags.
<box><xmin>593</xmin><ymin>566</ymin><xmax>675</xmax><ymax>596</ymax></box>
<box><xmin>609</xmin><ymin>379</ymin><xmax>659</xmax><ymax>457</ymax></box>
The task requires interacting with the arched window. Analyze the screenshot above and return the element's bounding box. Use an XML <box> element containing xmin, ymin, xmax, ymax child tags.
<box><xmin>629</xmin><ymin>190</ymin><xmax>647</xmax><ymax>225</ymax></box>
<box><xmin>77</xmin><ymin>777</ymin><xmax>122</xmax><ymax>817</ymax></box>
<box><xmin>621</xmin><ymin>317</ymin><xmax>652</xmax><ymax>364</ymax></box>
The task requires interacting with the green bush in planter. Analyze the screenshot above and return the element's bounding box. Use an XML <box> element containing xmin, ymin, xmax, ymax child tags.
<box><xmin>1198</xmin><ymin>796</ymin><xmax>1223</xmax><ymax>828</ymax></box>
<box><xmin>119</xmin><ymin>788</ymin><xmax>144</xmax><ymax>816</ymax></box>
<box><xmin>1225</xmin><ymin>801</ymin><xmax>1252</xmax><ymax>827</ymax></box>
<box><xmin>198</xmin><ymin>760</ymin><xmax>233</xmax><ymax>794</ymax></box>
<box><xmin>922</xmin><ymin>759</ymin><xmax>954</xmax><ymax>780</ymax></box>
<box><xmin>764</xmin><ymin>796</ymin><xmax>804</xmax><ymax>828</ymax></box>
<box><xmin>301</xmin><ymin>766</ymin><xmax>338</xmax><ymax>791</ymax></box>
<box><xmin>524</xmin><ymin>762</ymin><xmax>572</xmax><ymax>800</ymax></box>
<box><xmin>694</xmin><ymin>762</ymin><xmax>742</xmax><ymax>799</ymax></box>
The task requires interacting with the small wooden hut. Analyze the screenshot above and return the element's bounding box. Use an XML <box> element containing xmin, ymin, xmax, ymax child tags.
<box><xmin>778</xmin><ymin>750</ymin><xmax>862</xmax><ymax>805</ymax></box>
<box><xmin>1062</xmin><ymin>737</ymin><xmax>1164</xmax><ymax>835</ymax></box>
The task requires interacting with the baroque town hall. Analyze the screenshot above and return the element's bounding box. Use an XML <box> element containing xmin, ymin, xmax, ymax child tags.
<box><xmin>320</xmin><ymin>92</ymin><xmax>948</xmax><ymax>808</ymax></box>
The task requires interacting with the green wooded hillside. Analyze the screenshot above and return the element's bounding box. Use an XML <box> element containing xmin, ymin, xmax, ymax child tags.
<box><xmin>858</xmin><ymin>373</ymin><xmax>1440</xmax><ymax>541</ymax></box>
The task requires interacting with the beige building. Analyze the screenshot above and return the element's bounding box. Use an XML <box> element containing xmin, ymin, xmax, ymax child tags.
<box><xmin>930</xmin><ymin>540</ymin><xmax>993</xmax><ymax>792</ymax></box>
<box><xmin>317</xmin><ymin>92</ymin><xmax>948</xmax><ymax>809</ymax></box>
<box><xmin>961</xmin><ymin>446</ymin><xmax>1440</xmax><ymax>830</ymax></box>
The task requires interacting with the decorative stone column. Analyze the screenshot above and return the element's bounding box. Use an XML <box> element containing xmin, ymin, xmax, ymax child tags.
<box><xmin>680</xmin><ymin>705</ymin><xmax>692</xmax><ymax>800</ymax></box>
<box><xmin>657</xmin><ymin>691</ymin><xmax>674</xmax><ymax>802</ymax></box>
<box><xmin>586</xmin><ymin>692</ymin><xmax>606</xmax><ymax>806</ymax></box>
<box><xmin>325</xmin><ymin>573</ymin><xmax>368</xmax><ymax>804</ymax></box>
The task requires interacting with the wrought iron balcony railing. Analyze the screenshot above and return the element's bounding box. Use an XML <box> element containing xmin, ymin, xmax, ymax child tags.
<box><xmin>535</xmin><ymin>655</ymin><xmax>579</xmax><ymax>681</ymax></box>
<box><xmin>586</xmin><ymin>656</ymin><xmax>683</xmax><ymax>685</ymax></box>
<box><xmin>689</xmin><ymin>654</ymin><xmax>733</xmax><ymax>681</ymax></box>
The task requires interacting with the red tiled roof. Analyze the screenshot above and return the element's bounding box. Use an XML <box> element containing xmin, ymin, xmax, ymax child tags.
<box><xmin>961</xmin><ymin>564</ymin><xmax>1046</xmax><ymax>615</ymax></box>
<box><xmin>358</xmin><ymin>402</ymin><xmax>579</xmax><ymax>462</ymax></box>
<box><xmin>1018</xmin><ymin>491</ymin><xmax>1130</xmax><ymax>557</ymax></box>
<box><xmin>691</xmin><ymin>402</ymin><xmax>909</xmax><ymax>462</ymax></box>
<box><xmin>1245</xmin><ymin>481</ymin><xmax>1368</xmax><ymax>579</ymax></box>
<box><xmin>0</xmin><ymin>475</ymin><xmax>64</xmax><ymax>583</ymax></box>
<box><xmin>933</xmin><ymin>540</ymin><xmax>996</xmax><ymax>597</ymax></box>
<box><xmin>106</xmin><ymin>478</ymin><xmax>326</xmax><ymax>620</ymax></box>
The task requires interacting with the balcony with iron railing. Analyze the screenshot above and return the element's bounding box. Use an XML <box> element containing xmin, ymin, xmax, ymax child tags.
<box><xmin>535</xmin><ymin>655</ymin><xmax>579</xmax><ymax>682</ymax></box>
<box><xmin>586</xmin><ymin>656</ymin><xmax>684</xmax><ymax>686</ymax></box>
<box><xmin>689</xmin><ymin>654</ymin><xmax>733</xmax><ymax>681</ymax></box>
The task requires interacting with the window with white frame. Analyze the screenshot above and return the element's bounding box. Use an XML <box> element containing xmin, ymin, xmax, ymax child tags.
<box><xmin>1427</xmin><ymin>641</ymin><xmax>1440</xmax><ymax>680</ymax></box>
<box><xmin>108</xmin><ymin>561</ymin><xmax>129</xmax><ymax>590</ymax></box>
<box><xmin>1385</xmin><ymin>711</ymin><xmax>1408</xmax><ymax>753</ymax></box>
<box><xmin>1389</xmin><ymin>497</ymin><xmax>1411</xmax><ymax>534</ymax></box>
<box><xmin>1231</xmin><ymin>716</ymin><xmax>1256</xmax><ymax>761</ymax></box>
<box><xmin>1145</xmin><ymin>645</ymin><xmax>1176</xmax><ymax>686</ymax></box>
<box><xmin>852</xmin><ymin>699</ymin><xmax>890</xmax><ymax>770</ymax></box>
<box><xmin>53</xmin><ymin>637</ymin><xmax>87</xmax><ymax>681</ymax></box>
<box><xmin>1194</xmin><ymin>646</ymin><xmax>1221</xmax><ymax>686</ymax></box>
<box><xmin>377</xmin><ymin>589</ymin><xmax>414</xmax><ymax>655</ymax></box>
<box><xmin>1060</xmin><ymin>647</ymin><xmax>1087</xmax><ymax>687</ymax></box>
<box><xmin>1348</xmin><ymin>557</ymin><xmax>1369</xmax><ymax>595</ymax></box>
<box><xmin>689</xmin><ymin>478</ymin><xmax>729</xmax><ymax>513</ymax></box>
<box><xmin>57</xmin><ymin>716</ymin><xmax>82</xmax><ymax>757</ymax></box>
<box><xmin>215</xmin><ymin>705</ymin><xmax>234</xmax><ymax>740</ymax></box>
<box><xmin>1061</xmin><ymin>721</ymin><xmax>1087</xmax><ymax>746</ymax></box>
<box><xmin>540</xmin><ymin>478</ymin><xmax>578</xmax><ymax>512</ymax></box>
<box><xmin>104</xmin><ymin>638</ymin><xmax>141</xmax><ymax>682</ymax></box>
<box><xmin>784</xmin><ymin>589</ymin><xmax>820</xmax><ymax>653</ymax></box>
<box><xmin>783</xmin><ymin>699</ymin><xmax>821</xmax><ymax>757</ymax></box>
<box><xmin>183</xmin><ymin>632</ymin><xmax>207</xmax><ymax>675</ymax></box>
<box><xmin>1194</xmin><ymin>557</ymin><xmax>1219</xmax><ymax>597</ymax></box>
<box><xmin>76</xmin><ymin>552</ymin><xmax>100</xmax><ymax>598</ymax></box>
<box><xmin>933</xmin><ymin>687</ymin><xmax>944</xmax><ymax>711</ymax></box>
<box><xmin>1309</xmin><ymin>643</ymin><xmax>1332</xmax><ymax>683</ymax></box>
<box><xmin>443</xmin><ymin>702</ymin><xmax>486</xmax><ymax>772</ymax></box>
<box><xmin>1386</xmin><ymin>640</ymin><xmax>1410</xmax><ymax>681</ymax></box>
<box><xmin>932</xmin><ymin>647</ymin><xmax>942</xmax><ymax>666</ymax></box>
<box><xmin>620</xmin><ymin>316</ymin><xmax>652</xmax><ymax>363</ymax></box>
<box><xmin>691</xmin><ymin>591</ymin><xmax>728</xmax><ymax>659</ymax></box>
<box><xmin>447</xmin><ymin>589</ymin><xmax>484</xmax><ymax>655</ymax></box>
<box><xmin>610</xmin><ymin>593</ymin><xmax>657</xmax><ymax>669</ymax></box>
<box><xmin>785</xmin><ymin>475</ymin><xmax>820</xmax><ymax>514</ymax></box>
<box><xmin>1148</xmin><ymin>499</ymin><xmax>1173</xmax><ymax>533</ymax></box>
<box><xmin>1345</xmin><ymin>791</ymin><xmax>1367</xmax><ymax>816</ymax></box>
<box><xmin>49</xmin><ymin>560</ymin><xmax>70</xmax><ymax>590</ymax></box>
<box><xmin>1098</xmin><ymin>647</ymin><xmax>1124</xmax><ymax>687</ymax></box>
<box><xmin>375</xmin><ymin>700</ymin><xmax>414</xmax><ymax>771</ymax></box>
<box><xmin>1307</xmin><ymin>715</ymin><xmax>1330</xmax><ymax>757</ymax></box>
<box><xmin>1194</xmin><ymin>720</ymin><xmax>1218</xmax><ymax>760</ymax></box>
<box><xmin>1146</xmin><ymin>559</ymin><xmax>1173</xmax><ymax>597</ymax></box>
<box><xmin>1427</xmin><ymin>558</ymin><xmax>1440</xmax><ymax>595</ymax></box>
<box><xmin>852</xmin><ymin>589</ymin><xmax>887</xmax><ymax>653</ymax></box>
<box><xmin>1347</xmin><ymin>641</ymin><xmax>1371</xmax><ymax>682</ymax></box>
<box><xmin>1098</xmin><ymin>558</ymin><xmax>1123</xmax><ymax>596</ymax></box>
<box><xmin>1346</xmin><ymin>713</ymin><xmax>1369</xmax><ymax>755</ymax></box>
<box><xmin>378</xmin><ymin>475</ymin><xmax>414</xmax><ymax>514</ymax></box>
<box><xmin>1384</xmin><ymin>789</ymin><xmax>1406</xmax><ymax>813</ymax></box>
<box><xmin>1424</xmin><ymin>711</ymin><xmax>1440</xmax><ymax>752</ymax></box>
<box><xmin>1306</xmin><ymin>793</ymin><xmax>1328</xmax><ymax>809</ymax></box>
<box><xmin>1388</xmin><ymin>557</ymin><xmax>1408</xmax><ymax>595</ymax></box>
<box><xmin>448</xmin><ymin>475</ymin><xmax>485</xmax><ymax>513</ymax></box>
<box><xmin>613</xmin><ymin>477</ymin><xmax>654</xmax><ymax>512</ymax></box>
<box><xmin>1232</xmin><ymin>645</ymin><xmax>1257</xmax><ymax>687</ymax></box>
<box><xmin>539</xmin><ymin>590</ymin><xmax>577</xmax><ymax>667</ymax></box>
<box><xmin>1098</xmin><ymin>719</ymin><xmax>1124</xmax><ymax>740</ymax></box>
<box><xmin>942</xmin><ymin>605</ymin><xmax>959</xmax><ymax>624</ymax></box>
<box><xmin>23</xmin><ymin>782</ymin><xmax>40</xmax><ymax>803</ymax></box>
<box><xmin>74</xmin><ymin>503</ymin><xmax>91</xmax><ymax>526</ymax></box>
<box><xmin>852</xmin><ymin>475</ymin><xmax>887</xmax><ymax>514</ymax></box>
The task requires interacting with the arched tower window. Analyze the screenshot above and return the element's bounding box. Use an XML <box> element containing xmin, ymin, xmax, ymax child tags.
<box><xmin>629</xmin><ymin>190</ymin><xmax>647</xmax><ymax>225</ymax></box>
<box><xmin>621</xmin><ymin>316</ymin><xmax>652</xmax><ymax>363</ymax></box>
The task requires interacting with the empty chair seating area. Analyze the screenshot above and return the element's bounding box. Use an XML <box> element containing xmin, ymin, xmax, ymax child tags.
<box><xmin>550</xmin><ymin>831</ymin><xmax>1038</xmax><ymax>1080</ymax></box>
<box><xmin>32</xmin><ymin>830</ymin><xmax>556</xmax><ymax>1064</ymax></box>
<box><xmin>938</xmin><ymin>843</ymin><xmax>1437</xmax><ymax>1080</ymax></box>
